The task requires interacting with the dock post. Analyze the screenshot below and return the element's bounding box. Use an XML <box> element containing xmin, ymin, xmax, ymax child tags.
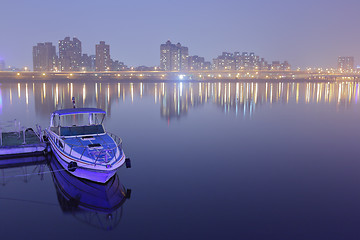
<box><xmin>22</xmin><ymin>127</ymin><xmax>26</xmax><ymax>144</ymax></box>
<box><xmin>18</xmin><ymin>121</ymin><xmax>21</xmax><ymax>138</ymax></box>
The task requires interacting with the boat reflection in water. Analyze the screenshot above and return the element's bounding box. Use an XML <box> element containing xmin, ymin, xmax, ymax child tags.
<box><xmin>49</xmin><ymin>155</ymin><xmax>131</xmax><ymax>231</ymax></box>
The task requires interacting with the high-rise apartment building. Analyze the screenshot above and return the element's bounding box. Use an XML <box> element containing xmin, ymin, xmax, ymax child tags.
<box><xmin>95</xmin><ymin>41</ymin><xmax>111</xmax><ymax>71</ymax></box>
<box><xmin>213</xmin><ymin>51</ymin><xmax>289</xmax><ymax>71</ymax></box>
<box><xmin>58</xmin><ymin>37</ymin><xmax>82</xmax><ymax>71</ymax></box>
<box><xmin>338</xmin><ymin>57</ymin><xmax>354</xmax><ymax>71</ymax></box>
<box><xmin>188</xmin><ymin>55</ymin><xmax>211</xmax><ymax>70</ymax></box>
<box><xmin>234</xmin><ymin>52</ymin><xmax>260</xmax><ymax>70</ymax></box>
<box><xmin>160</xmin><ymin>40</ymin><xmax>189</xmax><ymax>71</ymax></box>
<box><xmin>79</xmin><ymin>54</ymin><xmax>93</xmax><ymax>71</ymax></box>
<box><xmin>213</xmin><ymin>52</ymin><xmax>236</xmax><ymax>70</ymax></box>
<box><xmin>32</xmin><ymin>42</ymin><xmax>57</xmax><ymax>71</ymax></box>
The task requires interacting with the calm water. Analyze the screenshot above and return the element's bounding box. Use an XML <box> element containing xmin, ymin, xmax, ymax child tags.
<box><xmin>1</xmin><ymin>80</ymin><xmax>360</xmax><ymax>240</ymax></box>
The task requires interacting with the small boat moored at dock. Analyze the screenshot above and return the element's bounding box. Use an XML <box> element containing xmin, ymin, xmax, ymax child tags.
<box><xmin>45</xmin><ymin>108</ymin><xmax>126</xmax><ymax>183</ymax></box>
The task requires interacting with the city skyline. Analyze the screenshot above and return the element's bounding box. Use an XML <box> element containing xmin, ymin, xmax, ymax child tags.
<box><xmin>1</xmin><ymin>36</ymin><xmax>358</xmax><ymax>72</ymax></box>
<box><xmin>1</xmin><ymin>0</ymin><xmax>360</xmax><ymax>69</ymax></box>
<box><xmin>31</xmin><ymin>38</ymin><xmax>293</xmax><ymax>72</ymax></box>
<box><xmin>27</xmin><ymin>37</ymin><xmax>358</xmax><ymax>73</ymax></box>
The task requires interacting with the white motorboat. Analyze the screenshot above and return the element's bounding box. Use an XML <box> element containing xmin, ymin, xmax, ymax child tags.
<box><xmin>45</xmin><ymin>108</ymin><xmax>126</xmax><ymax>183</ymax></box>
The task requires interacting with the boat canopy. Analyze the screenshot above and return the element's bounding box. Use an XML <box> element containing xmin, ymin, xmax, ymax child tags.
<box><xmin>50</xmin><ymin>108</ymin><xmax>106</xmax><ymax>129</ymax></box>
<box><xmin>52</xmin><ymin>108</ymin><xmax>106</xmax><ymax>116</ymax></box>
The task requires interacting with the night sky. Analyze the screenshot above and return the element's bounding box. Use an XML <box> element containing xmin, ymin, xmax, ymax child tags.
<box><xmin>1</xmin><ymin>0</ymin><xmax>359</xmax><ymax>69</ymax></box>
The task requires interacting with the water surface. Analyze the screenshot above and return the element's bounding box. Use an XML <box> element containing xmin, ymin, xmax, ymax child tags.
<box><xmin>0</xmin><ymin>81</ymin><xmax>360</xmax><ymax>240</ymax></box>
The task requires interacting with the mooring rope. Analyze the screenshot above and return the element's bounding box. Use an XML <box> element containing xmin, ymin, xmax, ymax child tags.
<box><xmin>0</xmin><ymin>197</ymin><xmax>58</xmax><ymax>206</ymax></box>
<box><xmin>0</xmin><ymin>166</ymin><xmax>68</xmax><ymax>180</ymax></box>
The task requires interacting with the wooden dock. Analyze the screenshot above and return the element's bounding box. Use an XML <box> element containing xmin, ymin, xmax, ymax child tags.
<box><xmin>0</xmin><ymin>128</ymin><xmax>48</xmax><ymax>158</ymax></box>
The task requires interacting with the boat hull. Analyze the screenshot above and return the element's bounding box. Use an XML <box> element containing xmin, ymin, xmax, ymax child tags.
<box><xmin>52</xmin><ymin>149</ymin><xmax>117</xmax><ymax>183</ymax></box>
<box><xmin>48</xmin><ymin>132</ymin><xmax>125</xmax><ymax>184</ymax></box>
<box><xmin>49</xmin><ymin>154</ymin><xmax>127</xmax><ymax>213</ymax></box>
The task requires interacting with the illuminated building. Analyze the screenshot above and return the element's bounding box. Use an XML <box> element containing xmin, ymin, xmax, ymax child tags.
<box><xmin>234</xmin><ymin>52</ymin><xmax>260</xmax><ymax>70</ymax></box>
<box><xmin>32</xmin><ymin>42</ymin><xmax>57</xmax><ymax>71</ymax></box>
<box><xmin>80</xmin><ymin>54</ymin><xmax>95</xmax><ymax>71</ymax></box>
<box><xmin>188</xmin><ymin>55</ymin><xmax>211</xmax><ymax>70</ymax></box>
<box><xmin>58</xmin><ymin>37</ymin><xmax>82</xmax><ymax>71</ymax></box>
<box><xmin>160</xmin><ymin>40</ymin><xmax>189</xmax><ymax>71</ymax></box>
<box><xmin>270</xmin><ymin>61</ymin><xmax>291</xmax><ymax>70</ymax></box>
<box><xmin>95</xmin><ymin>41</ymin><xmax>111</xmax><ymax>71</ymax></box>
<box><xmin>213</xmin><ymin>51</ymin><xmax>290</xmax><ymax>71</ymax></box>
<box><xmin>213</xmin><ymin>52</ymin><xmax>236</xmax><ymax>70</ymax></box>
<box><xmin>259</xmin><ymin>58</ymin><xmax>269</xmax><ymax>70</ymax></box>
<box><xmin>338</xmin><ymin>57</ymin><xmax>354</xmax><ymax>71</ymax></box>
<box><xmin>111</xmin><ymin>60</ymin><xmax>127</xmax><ymax>71</ymax></box>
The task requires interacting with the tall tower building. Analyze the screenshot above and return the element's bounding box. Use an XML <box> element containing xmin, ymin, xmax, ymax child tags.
<box><xmin>160</xmin><ymin>40</ymin><xmax>188</xmax><ymax>71</ymax></box>
<box><xmin>58</xmin><ymin>37</ymin><xmax>82</xmax><ymax>71</ymax></box>
<box><xmin>95</xmin><ymin>41</ymin><xmax>111</xmax><ymax>71</ymax></box>
<box><xmin>338</xmin><ymin>57</ymin><xmax>354</xmax><ymax>71</ymax></box>
<box><xmin>32</xmin><ymin>42</ymin><xmax>57</xmax><ymax>71</ymax></box>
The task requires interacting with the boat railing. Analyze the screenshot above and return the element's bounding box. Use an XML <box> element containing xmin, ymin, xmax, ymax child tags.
<box><xmin>55</xmin><ymin>132</ymin><xmax>123</xmax><ymax>165</ymax></box>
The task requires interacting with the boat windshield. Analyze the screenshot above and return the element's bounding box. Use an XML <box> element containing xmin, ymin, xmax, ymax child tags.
<box><xmin>60</xmin><ymin>125</ymin><xmax>105</xmax><ymax>136</ymax></box>
<box><xmin>52</xmin><ymin>113</ymin><xmax>105</xmax><ymax>127</ymax></box>
<box><xmin>51</xmin><ymin>113</ymin><xmax>106</xmax><ymax>136</ymax></box>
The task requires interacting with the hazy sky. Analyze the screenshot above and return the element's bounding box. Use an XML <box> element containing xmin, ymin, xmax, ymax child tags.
<box><xmin>1</xmin><ymin>0</ymin><xmax>360</xmax><ymax>69</ymax></box>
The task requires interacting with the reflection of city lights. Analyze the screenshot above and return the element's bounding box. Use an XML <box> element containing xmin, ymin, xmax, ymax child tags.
<box><xmin>218</xmin><ymin>82</ymin><xmax>221</xmax><ymax>99</ymax></box>
<box><xmin>9</xmin><ymin>88</ymin><xmax>12</xmax><ymax>105</ymax></box>
<box><xmin>236</xmin><ymin>83</ymin><xmax>239</xmax><ymax>100</ymax></box>
<box><xmin>306</xmin><ymin>83</ymin><xmax>310</xmax><ymax>103</ymax></box>
<box><xmin>140</xmin><ymin>82</ymin><xmax>143</xmax><ymax>98</ymax></box>
<box><xmin>83</xmin><ymin>84</ymin><xmax>86</xmax><ymax>105</ymax></box>
<box><xmin>18</xmin><ymin>83</ymin><xmax>21</xmax><ymax>99</ymax></box>
<box><xmin>190</xmin><ymin>83</ymin><xmax>193</xmax><ymax>105</ymax></box>
<box><xmin>155</xmin><ymin>83</ymin><xmax>157</xmax><ymax>103</ymax></box>
<box><xmin>95</xmin><ymin>83</ymin><xmax>98</xmax><ymax>101</ymax></box>
<box><xmin>254</xmin><ymin>83</ymin><xmax>258</xmax><ymax>104</ymax></box>
<box><xmin>130</xmin><ymin>83</ymin><xmax>134</xmax><ymax>103</ymax></box>
<box><xmin>228</xmin><ymin>83</ymin><xmax>231</xmax><ymax>103</ymax></box>
<box><xmin>180</xmin><ymin>82</ymin><xmax>183</xmax><ymax>97</ymax></box>
<box><xmin>4</xmin><ymin>82</ymin><xmax>359</xmax><ymax>124</ymax></box>
<box><xmin>296</xmin><ymin>83</ymin><xmax>299</xmax><ymax>103</ymax></box>
<box><xmin>0</xmin><ymin>88</ymin><xmax>2</xmax><ymax>114</ymax></box>
<box><xmin>107</xmin><ymin>84</ymin><xmax>110</xmax><ymax>104</ymax></box>
<box><xmin>55</xmin><ymin>84</ymin><xmax>59</xmax><ymax>106</ymax></box>
<box><xmin>356</xmin><ymin>84</ymin><xmax>359</xmax><ymax>104</ymax></box>
<box><xmin>25</xmin><ymin>83</ymin><xmax>28</xmax><ymax>105</ymax></box>
<box><xmin>43</xmin><ymin>83</ymin><xmax>46</xmax><ymax>99</ymax></box>
<box><xmin>118</xmin><ymin>83</ymin><xmax>120</xmax><ymax>99</ymax></box>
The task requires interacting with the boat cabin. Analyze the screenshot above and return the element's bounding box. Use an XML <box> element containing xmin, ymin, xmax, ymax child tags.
<box><xmin>50</xmin><ymin>108</ymin><xmax>106</xmax><ymax>137</ymax></box>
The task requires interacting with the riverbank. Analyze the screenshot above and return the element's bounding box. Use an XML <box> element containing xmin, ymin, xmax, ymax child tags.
<box><xmin>0</xmin><ymin>70</ymin><xmax>358</xmax><ymax>82</ymax></box>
